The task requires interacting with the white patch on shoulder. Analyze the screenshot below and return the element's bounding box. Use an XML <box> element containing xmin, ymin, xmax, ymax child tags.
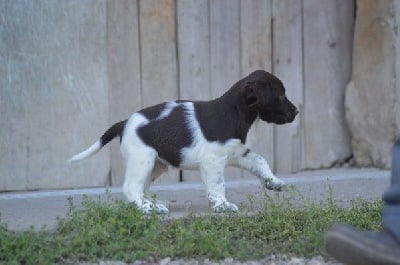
<box><xmin>179</xmin><ymin>102</ymin><xmax>244</xmax><ymax>169</ymax></box>
<box><xmin>157</xmin><ymin>101</ymin><xmax>178</xmax><ymax>120</ymax></box>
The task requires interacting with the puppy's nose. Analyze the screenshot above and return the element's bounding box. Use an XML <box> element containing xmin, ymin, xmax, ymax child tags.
<box><xmin>292</xmin><ymin>106</ymin><xmax>299</xmax><ymax>115</ymax></box>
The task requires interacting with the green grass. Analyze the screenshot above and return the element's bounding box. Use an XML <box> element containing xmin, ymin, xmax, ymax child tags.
<box><xmin>0</xmin><ymin>187</ymin><xmax>383</xmax><ymax>264</ymax></box>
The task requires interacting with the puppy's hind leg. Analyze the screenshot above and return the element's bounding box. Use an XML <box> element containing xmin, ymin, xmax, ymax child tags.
<box><xmin>121</xmin><ymin>146</ymin><xmax>168</xmax><ymax>214</ymax></box>
<box><xmin>143</xmin><ymin>161</ymin><xmax>169</xmax><ymax>214</ymax></box>
<box><xmin>144</xmin><ymin>161</ymin><xmax>168</xmax><ymax>191</ymax></box>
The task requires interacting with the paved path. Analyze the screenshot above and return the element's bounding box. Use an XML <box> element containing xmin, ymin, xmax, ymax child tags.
<box><xmin>0</xmin><ymin>168</ymin><xmax>390</xmax><ymax>231</ymax></box>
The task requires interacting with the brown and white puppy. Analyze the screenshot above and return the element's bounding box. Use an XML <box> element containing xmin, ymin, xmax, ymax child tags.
<box><xmin>70</xmin><ymin>70</ymin><xmax>298</xmax><ymax>213</ymax></box>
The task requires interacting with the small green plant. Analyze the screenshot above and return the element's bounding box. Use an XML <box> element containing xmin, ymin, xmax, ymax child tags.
<box><xmin>0</xmin><ymin>186</ymin><xmax>383</xmax><ymax>264</ymax></box>
<box><xmin>0</xmin><ymin>218</ymin><xmax>59</xmax><ymax>264</ymax></box>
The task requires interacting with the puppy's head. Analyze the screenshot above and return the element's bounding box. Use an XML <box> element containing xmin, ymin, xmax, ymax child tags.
<box><xmin>241</xmin><ymin>70</ymin><xmax>298</xmax><ymax>125</ymax></box>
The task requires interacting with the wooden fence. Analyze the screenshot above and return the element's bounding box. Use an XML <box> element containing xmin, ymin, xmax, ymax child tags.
<box><xmin>0</xmin><ymin>0</ymin><xmax>354</xmax><ymax>190</ymax></box>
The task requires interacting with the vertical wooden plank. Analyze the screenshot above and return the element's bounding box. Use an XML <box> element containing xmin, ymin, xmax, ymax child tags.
<box><xmin>303</xmin><ymin>0</ymin><xmax>353</xmax><ymax>168</ymax></box>
<box><xmin>210</xmin><ymin>0</ymin><xmax>241</xmax><ymax>98</ymax></box>
<box><xmin>139</xmin><ymin>0</ymin><xmax>178</xmax><ymax>106</ymax></box>
<box><xmin>177</xmin><ymin>0</ymin><xmax>210</xmax><ymax>101</ymax></box>
<box><xmin>0</xmin><ymin>0</ymin><xmax>110</xmax><ymax>190</ymax></box>
<box><xmin>139</xmin><ymin>0</ymin><xmax>179</xmax><ymax>183</ymax></box>
<box><xmin>240</xmin><ymin>0</ymin><xmax>275</xmax><ymax>177</ymax></box>
<box><xmin>273</xmin><ymin>0</ymin><xmax>304</xmax><ymax>173</ymax></box>
<box><xmin>210</xmin><ymin>0</ymin><xmax>242</xmax><ymax>180</ymax></box>
<box><xmin>177</xmin><ymin>0</ymin><xmax>210</xmax><ymax>182</ymax></box>
<box><xmin>107</xmin><ymin>0</ymin><xmax>142</xmax><ymax>186</ymax></box>
<box><xmin>241</xmin><ymin>0</ymin><xmax>272</xmax><ymax>73</ymax></box>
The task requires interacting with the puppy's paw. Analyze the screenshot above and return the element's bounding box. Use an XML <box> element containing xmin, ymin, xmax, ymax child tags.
<box><xmin>264</xmin><ymin>177</ymin><xmax>286</xmax><ymax>191</ymax></box>
<box><xmin>141</xmin><ymin>199</ymin><xmax>169</xmax><ymax>214</ymax></box>
<box><xmin>210</xmin><ymin>198</ymin><xmax>239</xmax><ymax>213</ymax></box>
<box><xmin>224</xmin><ymin>201</ymin><xmax>239</xmax><ymax>212</ymax></box>
<box><xmin>154</xmin><ymin>203</ymin><xmax>169</xmax><ymax>214</ymax></box>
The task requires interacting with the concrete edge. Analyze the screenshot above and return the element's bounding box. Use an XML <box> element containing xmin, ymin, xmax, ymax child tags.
<box><xmin>0</xmin><ymin>168</ymin><xmax>390</xmax><ymax>200</ymax></box>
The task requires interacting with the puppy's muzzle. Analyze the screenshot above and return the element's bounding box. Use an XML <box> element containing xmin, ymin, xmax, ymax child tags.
<box><xmin>286</xmin><ymin>105</ymin><xmax>298</xmax><ymax>122</ymax></box>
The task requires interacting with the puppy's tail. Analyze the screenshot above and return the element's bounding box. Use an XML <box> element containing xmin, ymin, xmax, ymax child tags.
<box><xmin>69</xmin><ymin>120</ymin><xmax>127</xmax><ymax>163</ymax></box>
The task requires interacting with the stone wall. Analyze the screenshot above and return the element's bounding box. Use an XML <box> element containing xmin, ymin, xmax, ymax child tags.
<box><xmin>345</xmin><ymin>0</ymin><xmax>400</xmax><ymax>168</ymax></box>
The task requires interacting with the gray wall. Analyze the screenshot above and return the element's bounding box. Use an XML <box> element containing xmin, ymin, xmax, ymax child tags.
<box><xmin>1</xmin><ymin>0</ymin><xmax>110</xmax><ymax>190</ymax></box>
<box><xmin>1</xmin><ymin>0</ymin><xmax>389</xmax><ymax>191</ymax></box>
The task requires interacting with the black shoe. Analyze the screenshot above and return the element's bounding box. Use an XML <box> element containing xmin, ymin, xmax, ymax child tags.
<box><xmin>325</xmin><ymin>223</ymin><xmax>400</xmax><ymax>265</ymax></box>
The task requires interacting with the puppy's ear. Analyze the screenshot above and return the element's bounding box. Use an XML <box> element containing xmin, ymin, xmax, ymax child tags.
<box><xmin>243</xmin><ymin>85</ymin><xmax>261</xmax><ymax>112</ymax></box>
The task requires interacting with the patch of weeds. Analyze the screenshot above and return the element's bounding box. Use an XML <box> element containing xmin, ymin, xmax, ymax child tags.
<box><xmin>159</xmin><ymin>213</ymin><xmax>232</xmax><ymax>259</ymax></box>
<box><xmin>249</xmin><ymin>186</ymin><xmax>383</xmax><ymax>258</ymax></box>
<box><xmin>0</xmin><ymin>186</ymin><xmax>384</xmax><ymax>264</ymax></box>
<box><xmin>0</xmin><ymin>214</ymin><xmax>59</xmax><ymax>265</ymax></box>
<box><xmin>56</xmin><ymin>195</ymin><xmax>162</xmax><ymax>262</ymax></box>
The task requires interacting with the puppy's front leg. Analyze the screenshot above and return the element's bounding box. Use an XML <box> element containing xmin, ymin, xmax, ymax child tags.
<box><xmin>200</xmin><ymin>156</ymin><xmax>239</xmax><ymax>213</ymax></box>
<box><xmin>232</xmin><ymin>150</ymin><xmax>285</xmax><ymax>191</ymax></box>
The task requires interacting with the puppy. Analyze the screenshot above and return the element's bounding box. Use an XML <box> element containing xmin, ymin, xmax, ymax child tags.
<box><xmin>70</xmin><ymin>70</ymin><xmax>298</xmax><ymax>213</ymax></box>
